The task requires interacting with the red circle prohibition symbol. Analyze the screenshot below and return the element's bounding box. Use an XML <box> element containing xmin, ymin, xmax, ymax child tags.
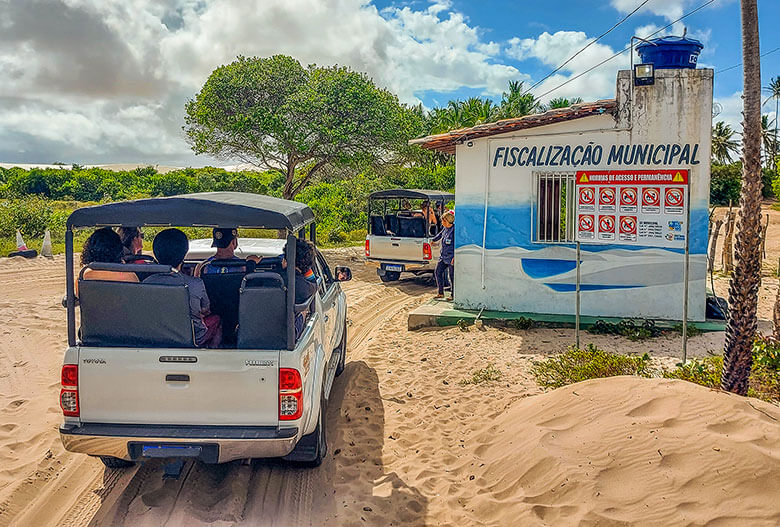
<box><xmin>620</xmin><ymin>216</ymin><xmax>637</xmax><ymax>234</ymax></box>
<box><xmin>621</xmin><ymin>187</ymin><xmax>637</xmax><ymax>205</ymax></box>
<box><xmin>600</xmin><ymin>187</ymin><xmax>616</xmax><ymax>205</ymax></box>
<box><xmin>642</xmin><ymin>188</ymin><xmax>659</xmax><ymax>206</ymax></box>
<box><xmin>599</xmin><ymin>216</ymin><xmax>615</xmax><ymax>232</ymax></box>
<box><xmin>579</xmin><ymin>215</ymin><xmax>594</xmax><ymax>231</ymax></box>
<box><xmin>579</xmin><ymin>187</ymin><xmax>594</xmax><ymax>204</ymax></box>
<box><xmin>665</xmin><ymin>188</ymin><xmax>684</xmax><ymax>207</ymax></box>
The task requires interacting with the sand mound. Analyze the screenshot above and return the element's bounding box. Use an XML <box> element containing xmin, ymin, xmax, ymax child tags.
<box><xmin>464</xmin><ymin>376</ymin><xmax>780</xmax><ymax>526</ymax></box>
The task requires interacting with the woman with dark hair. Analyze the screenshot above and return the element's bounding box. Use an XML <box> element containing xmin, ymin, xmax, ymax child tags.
<box><xmin>117</xmin><ymin>226</ymin><xmax>144</xmax><ymax>258</ymax></box>
<box><xmin>78</xmin><ymin>227</ymin><xmax>139</xmax><ymax>292</ymax></box>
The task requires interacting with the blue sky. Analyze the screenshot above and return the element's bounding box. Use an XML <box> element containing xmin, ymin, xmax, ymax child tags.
<box><xmin>378</xmin><ymin>0</ymin><xmax>779</xmax><ymax>115</ymax></box>
<box><xmin>0</xmin><ymin>0</ymin><xmax>777</xmax><ymax>165</ymax></box>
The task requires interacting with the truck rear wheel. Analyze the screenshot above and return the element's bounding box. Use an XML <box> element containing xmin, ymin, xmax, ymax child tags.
<box><xmin>379</xmin><ymin>270</ymin><xmax>400</xmax><ymax>282</ymax></box>
<box><xmin>100</xmin><ymin>456</ymin><xmax>135</xmax><ymax>469</ymax></box>
<box><xmin>284</xmin><ymin>394</ymin><xmax>327</xmax><ymax>467</ymax></box>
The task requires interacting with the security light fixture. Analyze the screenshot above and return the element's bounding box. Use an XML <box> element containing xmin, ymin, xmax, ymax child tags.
<box><xmin>634</xmin><ymin>63</ymin><xmax>655</xmax><ymax>86</ymax></box>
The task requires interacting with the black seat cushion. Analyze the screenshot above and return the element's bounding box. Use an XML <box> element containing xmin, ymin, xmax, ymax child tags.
<box><xmin>370</xmin><ymin>215</ymin><xmax>387</xmax><ymax>236</ymax></box>
<box><xmin>201</xmin><ymin>272</ymin><xmax>246</xmax><ymax>347</ymax></box>
<box><xmin>237</xmin><ymin>273</ymin><xmax>287</xmax><ymax>349</ymax></box>
<box><xmin>78</xmin><ymin>280</ymin><xmax>195</xmax><ymax>348</ymax></box>
<box><xmin>398</xmin><ymin>216</ymin><xmax>425</xmax><ymax>238</ymax></box>
<box><xmin>385</xmin><ymin>215</ymin><xmax>400</xmax><ymax>236</ymax></box>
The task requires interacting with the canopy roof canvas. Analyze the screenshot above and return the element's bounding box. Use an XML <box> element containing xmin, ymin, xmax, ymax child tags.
<box><xmin>67</xmin><ymin>192</ymin><xmax>315</xmax><ymax>231</ymax></box>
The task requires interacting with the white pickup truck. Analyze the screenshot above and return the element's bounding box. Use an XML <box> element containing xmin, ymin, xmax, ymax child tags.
<box><xmin>58</xmin><ymin>192</ymin><xmax>350</xmax><ymax>468</ymax></box>
<box><xmin>364</xmin><ymin>189</ymin><xmax>454</xmax><ymax>282</ymax></box>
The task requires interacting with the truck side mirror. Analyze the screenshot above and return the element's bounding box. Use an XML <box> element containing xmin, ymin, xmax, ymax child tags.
<box><xmin>334</xmin><ymin>266</ymin><xmax>352</xmax><ymax>282</ymax></box>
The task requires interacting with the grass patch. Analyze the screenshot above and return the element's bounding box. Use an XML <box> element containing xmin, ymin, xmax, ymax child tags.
<box><xmin>671</xmin><ymin>323</ymin><xmax>704</xmax><ymax>337</ymax></box>
<box><xmin>532</xmin><ymin>344</ymin><xmax>653</xmax><ymax>389</ymax></box>
<box><xmin>588</xmin><ymin>319</ymin><xmax>662</xmax><ymax>341</ymax></box>
<box><xmin>460</xmin><ymin>363</ymin><xmax>502</xmax><ymax>385</ymax></box>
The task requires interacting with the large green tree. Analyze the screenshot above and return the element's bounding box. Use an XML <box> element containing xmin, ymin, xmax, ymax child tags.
<box><xmin>184</xmin><ymin>55</ymin><xmax>416</xmax><ymax>199</ymax></box>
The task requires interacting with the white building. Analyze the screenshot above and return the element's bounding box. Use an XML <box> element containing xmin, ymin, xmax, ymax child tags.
<box><xmin>412</xmin><ymin>68</ymin><xmax>713</xmax><ymax>321</ymax></box>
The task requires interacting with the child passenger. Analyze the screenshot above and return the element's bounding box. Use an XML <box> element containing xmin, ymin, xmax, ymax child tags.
<box><xmin>144</xmin><ymin>228</ymin><xmax>222</xmax><ymax>348</ymax></box>
<box><xmin>78</xmin><ymin>227</ymin><xmax>139</xmax><ymax>293</ymax></box>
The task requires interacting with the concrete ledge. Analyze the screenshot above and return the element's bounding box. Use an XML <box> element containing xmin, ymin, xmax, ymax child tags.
<box><xmin>408</xmin><ymin>299</ymin><xmax>726</xmax><ymax>332</ymax></box>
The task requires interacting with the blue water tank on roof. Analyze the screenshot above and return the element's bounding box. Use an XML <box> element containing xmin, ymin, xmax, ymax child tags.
<box><xmin>636</xmin><ymin>36</ymin><xmax>703</xmax><ymax>69</ymax></box>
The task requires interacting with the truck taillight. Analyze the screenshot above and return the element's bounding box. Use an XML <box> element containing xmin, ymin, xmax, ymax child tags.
<box><xmin>423</xmin><ymin>242</ymin><xmax>432</xmax><ymax>260</ymax></box>
<box><xmin>365</xmin><ymin>238</ymin><xmax>370</xmax><ymax>257</ymax></box>
<box><xmin>60</xmin><ymin>364</ymin><xmax>79</xmax><ymax>417</ymax></box>
<box><xmin>279</xmin><ymin>368</ymin><xmax>303</xmax><ymax>420</ymax></box>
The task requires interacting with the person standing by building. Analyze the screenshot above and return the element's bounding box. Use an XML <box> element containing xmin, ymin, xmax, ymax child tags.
<box><xmin>432</xmin><ymin>210</ymin><xmax>454</xmax><ymax>300</ymax></box>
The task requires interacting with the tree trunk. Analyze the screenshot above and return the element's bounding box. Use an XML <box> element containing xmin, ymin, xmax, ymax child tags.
<box><xmin>722</xmin><ymin>0</ymin><xmax>762</xmax><ymax>396</ymax></box>
<box><xmin>708</xmin><ymin>218</ymin><xmax>723</xmax><ymax>272</ymax></box>
<box><xmin>282</xmin><ymin>160</ymin><xmax>297</xmax><ymax>201</ymax></box>
<box><xmin>722</xmin><ymin>211</ymin><xmax>735</xmax><ymax>272</ymax></box>
<box><xmin>774</xmin><ymin>279</ymin><xmax>780</xmax><ymax>340</ymax></box>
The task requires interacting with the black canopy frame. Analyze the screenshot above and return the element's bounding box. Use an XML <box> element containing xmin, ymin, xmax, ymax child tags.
<box><xmin>65</xmin><ymin>192</ymin><xmax>316</xmax><ymax>350</ymax></box>
<box><xmin>367</xmin><ymin>189</ymin><xmax>454</xmax><ymax>237</ymax></box>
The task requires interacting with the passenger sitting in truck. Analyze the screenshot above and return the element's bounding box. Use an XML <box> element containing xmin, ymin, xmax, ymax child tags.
<box><xmin>416</xmin><ymin>200</ymin><xmax>438</xmax><ymax>226</ymax></box>
<box><xmin>282</xmin><ymin>238</ymin><xmax>318</xmax><ymax>337</ymax></box>
<box><xmin>117</xmin><ymin>227</ymin><xmax>145</xmax><ymax>261</ymax></box>
<box><xmin>77</xmin><ymin>228</ymin><xmax>139</xmax><ymax>294</ymax></box>
<box><xmin>194</xmin><ymin>228</ymin><xmax>262</xmax><ymax>276</ymax></box>
<box><xmin>144</xmin><ymin>228</ymin><xmax>222</xmax><ymax>348</ymax></box>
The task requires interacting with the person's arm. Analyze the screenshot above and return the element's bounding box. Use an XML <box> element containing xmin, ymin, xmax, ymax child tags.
<box><xmin>193</xmin><ymin>260</ymin><xmax>205</xmax><ymax>277</ymax></box>
<box><xmin>431</xmin><ymin>229</ymin><xmax>444</xmax><ymax>243</ymax></box>
<box><xmin>195</xmin><ymin>279</ymin><xmax>210</xmax><ymax>316</ymax></box>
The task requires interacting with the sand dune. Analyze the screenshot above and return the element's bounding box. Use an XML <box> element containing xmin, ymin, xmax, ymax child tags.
<box><xmin>465</xmin><ymin>376</ymin><xmax>780</xmax><ymax>525</ymax></box>
<box><xmin>0</xmin><ymin>248</ymin><xmax>779</xmax><ymax>525</ymax></box>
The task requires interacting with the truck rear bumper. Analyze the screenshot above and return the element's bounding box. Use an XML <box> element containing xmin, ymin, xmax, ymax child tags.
<box><xmin>366</xmin><ymin>259</ymin><xmax>434</xmax><ymax>272</ymax></box>
<box><xmin>60</xmin><ymin>423</ymin><xmax>299</xmax><ymax>463</ymax></box>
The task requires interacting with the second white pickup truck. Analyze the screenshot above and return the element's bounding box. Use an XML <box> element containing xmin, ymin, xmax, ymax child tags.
<box><xmin>364</xmin><ymin>189</ymin><xmax>454</xmax><ymax>282</ymax></box>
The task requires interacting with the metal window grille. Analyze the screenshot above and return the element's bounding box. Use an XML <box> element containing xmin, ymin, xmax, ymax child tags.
<box><xmin>534</xmin><ymin>172</ymin><xmax>576</xmax><ymax>243</ymax></box>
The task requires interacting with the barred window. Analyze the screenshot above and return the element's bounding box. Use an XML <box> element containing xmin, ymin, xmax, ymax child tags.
<box><xmin>534</xmin><ymin>172</ymin><xmax>576</xmax><ymax>243</ymax></box>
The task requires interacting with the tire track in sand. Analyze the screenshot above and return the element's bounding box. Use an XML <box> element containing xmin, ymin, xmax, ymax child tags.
<box><xmin>37</xmin><ymin>270</ymin><xmax>431</xmax><ymax>526</ymax></box>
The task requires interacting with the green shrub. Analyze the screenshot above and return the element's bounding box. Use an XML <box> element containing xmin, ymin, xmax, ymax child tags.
<box><xmin>589</xmin><ymin>319</ymin><xmax>661</xmax><ymax>341</ymax></box>
<box><xmin>774</xmin><ymin>176</ymin><xmax>780</xmax><ymax>202</ymax></box>
<box><xmin>531</xmin><ymin>344</ymin><xmax>653</xmax><ymax>388</ymax></box>
<box><xmin>661</xmin><ymin>341</ymin><xmax>780</xmax><ymax>402</ymax></box>
<box><xmin>460</xmin><ymin>363</ymin><xmax>502</xmax><ymax>385</ymax></box>
<box><xmin>0</xmin><ymin>197</ymin><xmax>54</xmax><ymax>237</ymax></box>
<box><xmin>662</xmin><ymin>356</ymin><xmax>722</xmax><ymax>388</ymax></box>
<box><xmin>710</xmin><ymin>163</ymin><xmax>742</xmax><ymax>205</ymax></box>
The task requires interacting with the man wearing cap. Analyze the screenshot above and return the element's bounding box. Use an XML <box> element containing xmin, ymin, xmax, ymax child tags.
<box><xmin>195</xmin><ymin>228</ymin><xmax>261</xmax><ymax>276</ymax></box>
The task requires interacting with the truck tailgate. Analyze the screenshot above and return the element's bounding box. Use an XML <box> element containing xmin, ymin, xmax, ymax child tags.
<box><xmin>367</xmin><ymin>235</ymin><xmax>427</xmax><ymax>262</ymax></box>
<box><xmin>78</xmin><ymin>348</ymin><xmax>279</xmax><ymax>426</ymax></box>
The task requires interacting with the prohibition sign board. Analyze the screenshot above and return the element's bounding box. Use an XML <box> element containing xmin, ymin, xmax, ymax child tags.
<box><xmin>619</xmin><ymin>215</ymin><xmax>637</xmax><ymax>242</ymax></box>
<box><xmin>598</xmin><ymin>215</ymin><xmax>615</xmax><ymax>241</ymax></box>
<box><xmin>619</xmin><ymin>187</ymin><xmax>638</xmax><ymax>213</ymax></box>
<box><xmin>578</xmin><ymin>187</ymin><xmax>595</xmax><ymax>212</ymax></box>
<box><xmin>664</xmin><ymin>187</ymin><xmax>685</xmax><ymax>214</ymax></box>
<box><xmin>599</xmin><ymin>187</ymin><xmax>616</xmax><ymax>213</ymax></box>
<box><xmin>575</xmin><ymin>170</ymin><xmax>689</xmax><ymax>248</ymax></box>
<box><xmin>577</xmin><ymin>214</ymin><xmax>595</xmax><ymax>240</ymax></box>
<box><xmin>641</xmin><ymin>187</ymin><xmax>661</xmax><ymax>214</ymax></box>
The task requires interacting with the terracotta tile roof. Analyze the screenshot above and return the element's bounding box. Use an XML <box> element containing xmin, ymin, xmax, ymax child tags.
<box><xmin>409</xmin><ymin>99</ymin><xmax>617</xmax><ymax>154</ymax></box>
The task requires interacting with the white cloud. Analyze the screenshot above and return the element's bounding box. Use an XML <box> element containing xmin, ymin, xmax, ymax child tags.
<box><xmin>506</xmin><ymin>31</ymin><xmax>630</xmax><ymax>103</ymax></box>
<box><xmin>0</xmin><ymin>0</ymin><xmax>524</xmax><ymax>164</ymax></box>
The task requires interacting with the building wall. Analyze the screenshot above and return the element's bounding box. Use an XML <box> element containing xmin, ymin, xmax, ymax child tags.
<box><xmin>453</xmin><ymin>69</ymin><xmax>713</xmax><ymax>321</ymax></box>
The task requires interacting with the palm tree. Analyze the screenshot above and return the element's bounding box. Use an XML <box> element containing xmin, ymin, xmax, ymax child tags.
<box><xmin>547</xmin><ymin>97</ymin><xmax>583</xmax><ymax>110</ymax></box>
<box><xmin>497</xmin><ymin>80</ymin><xmax>540</xmax><ymax>119</ymax></box>
<box><xmin>711</xmin><ymin>121</ymin><xmax>741</xmax><ymax>163</ymax></box>
<box><xmin>763</xmin><ymin>76</ymin><xmax>780</xmax><ymax>166</ymax></box>
<box><xmin>761</xmin><ymin>114</ymin><xmax>777</xmax><ymax>168</ymax></box>
<box><xmin>722</xmin><ymin>0</ymin><xmax>763</xmax><ymax>396</ymax></box>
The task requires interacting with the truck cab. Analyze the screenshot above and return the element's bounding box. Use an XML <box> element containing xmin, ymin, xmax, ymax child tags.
<box><xmin>58</xmin><ymin>192</ymin><xmax>351</xmax><ymax>468</ymax></box>
<box><xmin>364</xmin><ymin>189</ymin><xmax>454</xmax><ymax>282</ymax></box>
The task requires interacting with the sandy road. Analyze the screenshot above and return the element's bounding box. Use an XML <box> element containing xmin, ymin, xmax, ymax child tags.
<box><xmin>0</xmin><ymin>248</ymin><xmax>432</xmax><ymax>527</ymax></box>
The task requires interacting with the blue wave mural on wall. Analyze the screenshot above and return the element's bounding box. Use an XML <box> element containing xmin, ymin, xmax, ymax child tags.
<box><xmin>454</xmin><ymin>204</ymin><xmax>709</xmax><ymax>255</ymax></box>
